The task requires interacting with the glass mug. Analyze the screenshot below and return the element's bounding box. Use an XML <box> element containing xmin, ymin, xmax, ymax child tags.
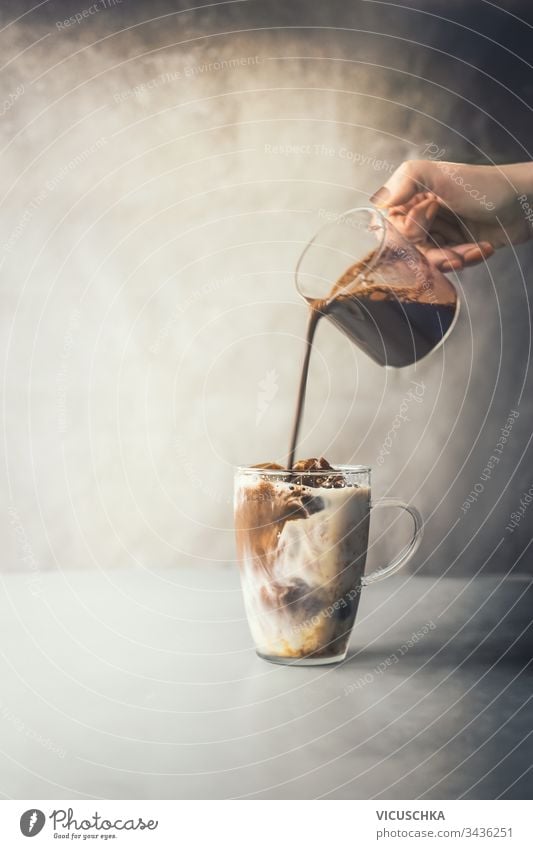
<box><xmin>295</xmin><ymin>207</ymin><xmax>459</xmax><ymax>368</ymax></box>
<box><xmin>234</xmin><ymin>465</ymin><xmax>423</xmax><ymax>666</ymax></box>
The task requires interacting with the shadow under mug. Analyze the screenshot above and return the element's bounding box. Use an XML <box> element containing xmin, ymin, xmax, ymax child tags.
<box><xmin>234</xmin><ymin>465</ymin><xmax>423</xmax><ymax>666</ymax></box>
<box><xmin>295</xmin><ymin>207</ymin><xmax>460</xmax><ymax>368</ymax></box>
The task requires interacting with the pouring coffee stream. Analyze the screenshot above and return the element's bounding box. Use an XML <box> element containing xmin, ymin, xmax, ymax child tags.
<box><xmin>286</xmin><ymin>305</ymin><xmax>322</xmax><ymax>470</ymax></box>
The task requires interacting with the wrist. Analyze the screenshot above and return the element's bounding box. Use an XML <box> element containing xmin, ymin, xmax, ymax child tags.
<box><xmin>501</xmin><ymin>163</ymin><xmax>533</xmax><ymax>202</ymax></box>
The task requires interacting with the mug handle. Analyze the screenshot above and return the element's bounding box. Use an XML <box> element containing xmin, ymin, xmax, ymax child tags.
<box><xmin>361</xmin><ymin>498</ymin><xmax>423</xmax><ymax>586</ymax></box>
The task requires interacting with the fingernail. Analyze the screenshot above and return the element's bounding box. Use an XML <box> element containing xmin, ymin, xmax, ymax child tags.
<box><xmin>370</xmin><ymin>186</ymin><xmax>390</xmax><ymax>207</ymax></box>
<box><xmin>425</xmin><ymin>201</ymin><xmax>440</xmax><ymax>220</ymax></box>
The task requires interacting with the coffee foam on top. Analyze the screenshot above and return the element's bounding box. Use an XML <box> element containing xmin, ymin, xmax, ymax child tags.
<box><xmin>327</xmin><ymin>246</ymin><xmax>457</xmax><ymax>307</ymax></box>
<box><xmin>252</xmin><ymin>456</ymin><xmax>348</xmax><ymax>488</ymax></box>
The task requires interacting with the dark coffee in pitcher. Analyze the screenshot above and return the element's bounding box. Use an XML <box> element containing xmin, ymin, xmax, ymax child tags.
<box><xmin>321</xmin><ymin>245</ymin><xmax>457</xmax><ymax>368</ymax></box>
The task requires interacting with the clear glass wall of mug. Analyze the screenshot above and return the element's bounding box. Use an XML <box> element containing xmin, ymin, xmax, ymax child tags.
<box><xmin>295</xmin><ymin>207</ymin><xmax>459</xmax><ymax>368</ymax></box>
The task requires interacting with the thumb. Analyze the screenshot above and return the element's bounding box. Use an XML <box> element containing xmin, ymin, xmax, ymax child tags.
<box><xmin>370</xmin><ymin>160</ymin><xmax>436</xmax><ymax>208</ymax></box>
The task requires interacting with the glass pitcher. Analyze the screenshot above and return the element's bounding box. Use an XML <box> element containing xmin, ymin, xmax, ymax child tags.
<box><xmin>295</xmin><ymin>207</ymin><xmax>459</xmax><ymax>368</ymax></box>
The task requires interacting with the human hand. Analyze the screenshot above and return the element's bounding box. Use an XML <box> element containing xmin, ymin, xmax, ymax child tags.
<box><xmin>370</xmin><ymin>160</ymin><xmax>532</xmax><ymax>271</ymax></box>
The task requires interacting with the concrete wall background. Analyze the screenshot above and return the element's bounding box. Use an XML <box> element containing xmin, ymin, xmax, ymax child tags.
<box><xmin>2</xmin><ymin>0</ymin><xmax>533</xmax><ymax>577</ymax></box>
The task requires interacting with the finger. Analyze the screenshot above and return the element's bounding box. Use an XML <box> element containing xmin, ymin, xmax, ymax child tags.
<box><xmin>370</xmin><ymin>160</ymin><xmax>435</xmax><ymax>207</ymax></box>
<box><xmin>389</xmin><ymin>192</ymin><xmax>434</xmax><ymax>216</ymax></box>
<box><xmin>421</xmin><ymin>246</ymin><xmax>466</xmax><ymax>271</ymax></box>
<box><xmin>440</xmin><ymin>259</ymin><xmax>464</xmax><ymax>272</ymax></box>
<box><xmin>393</xmin><ymin>198</ymin><xmax>441</xmax><ymax>243</ymax></box>
<box><xmin>422</xmin><ymin>241</ymin><xmax>494</xmax><ymax>269</ymax></box>
<box><xmin>449</xmin><ymin>241</ymin><xmax>495</xmax><ymax>265</ymax></box>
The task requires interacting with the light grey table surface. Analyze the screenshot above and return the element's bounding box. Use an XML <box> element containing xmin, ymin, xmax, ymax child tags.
<box><xmin>0</xmin><ymin>566</ymin><xmax>531</xmax><ymax>800</ymax></box>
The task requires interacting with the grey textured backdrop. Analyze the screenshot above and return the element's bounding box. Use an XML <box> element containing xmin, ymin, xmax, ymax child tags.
<box><xmin>2</xmin><ymin>0</ymin><xmax>533</xmax><ymax>578</ymax></box>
